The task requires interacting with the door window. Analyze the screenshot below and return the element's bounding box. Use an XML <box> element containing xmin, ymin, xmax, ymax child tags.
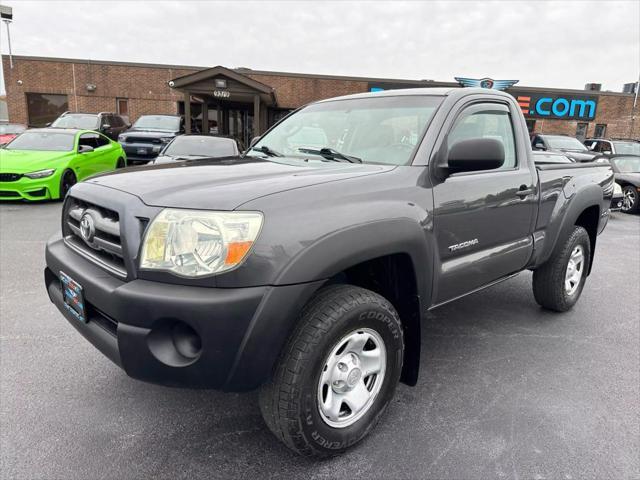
<box><xmin>78</xmin><ymin>133</ymin><xmax>99</xmax><ymax>149</ymax></box>
<box><xmin>448</xmin><ymin>103</ymin><xmax>517</xmax><ymax>169</ymax></box>
<box><xmin>95</xmin><ymin>134</ymin><xmax>110</xmax><ymax>148</ymax></box>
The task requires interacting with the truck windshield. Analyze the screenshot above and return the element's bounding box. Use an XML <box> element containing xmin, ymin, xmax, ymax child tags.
<box><xmin>5</xmin><ymin>131</ymin><xmax>75</xmax><ymax>151</ymax></box>
<box><xmin>133</xmin><ymin>116</ymin><xmax>181</xmax><ymax>132</ymax></box>
<box><xmin>51</xmin><ymin>114</ymin><xmax>98</xmax><ymax>130</ymax></box>
<box><xmin>545</xmin><ymin>135</ymin><xmax>588</xmax><ymax>152</ymax></box>
<box><xmin>613</xmin><ymin>141</ymin><xmax>640</xmax><ymax>155</ymax></box>
<box><xmin>249</xmin><ymin>95</ymin><xmax>443</xmax><ymax>165</ymax></box>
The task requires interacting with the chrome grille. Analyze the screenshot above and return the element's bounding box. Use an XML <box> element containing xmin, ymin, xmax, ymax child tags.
<box><xmin>0</xmin><ymin>173</ymin><xmax>22</xmax><ymax>182</ymax></box>
<box><xmin>127</xmin><ymin>136</ymin><xmax>161</xmax><ymax>144</ymax></box>
<box><xmin>64</xmin><ymin>197</ymin><xmax>127</xmax><ymax>278</ymax></box>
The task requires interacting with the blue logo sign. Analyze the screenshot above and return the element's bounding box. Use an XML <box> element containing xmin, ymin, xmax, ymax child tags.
<box><xmin>516</xmin><ymin>92</ymin><xmax>598</xmax><ymax>120</ymax></box>
<box><xmin>455</xmin><ymin>77</ymin><xmax>519</xmax><ymax>91</ymax></box>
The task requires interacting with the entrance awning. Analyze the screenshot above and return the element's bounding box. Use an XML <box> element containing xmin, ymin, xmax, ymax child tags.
<box><xmin>170</xmin><ymin>65</ymin><xmax>276</xmax><ymax>105</ymax></box>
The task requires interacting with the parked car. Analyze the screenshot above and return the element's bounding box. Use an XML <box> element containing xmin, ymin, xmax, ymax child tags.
<box><xmin>0</xmin><ymin>128</ymin><xmax>126</xmax><ymax>201</ymax></box>
<box><xmin>117</xmin><ymin>115</ymin><xmax>184</xmax><ymax>165</ymax></box>
<box><xmin>151</xmin><ymin>134</ymin><xmax>240</xmax><ymax>165</ymax></box>
<box><xmin>531</xmin><ymin>133</ymin><xmax>599</xmax><ymax>162</ymax></box>
<box><xmin>584</xmin><ymin>138</ymin><xmax>640</xmax><ymax>156</ymax></box>
<box><xmin>0</xmin><ymin>123</ymin><xmax>27</xmax><ymax>144</ymax></box>
<box><xmin>595</xmin><ymin>155</ymin><xmax>640</xmax><ymax>213</ymax></box>
<box><xmin>45</xmin><ymin>88</ymin><xmax>613</xmax><ymax>457</ymax></box>
<box><xmin>50</xmin><ymin>112</ymin><xmax>129</xmax><ymax>141</ymax></box>
<box><xmin>532</xmin><ymin>151</ymin><xmax>574</xmax><ymax>164</ymax></box>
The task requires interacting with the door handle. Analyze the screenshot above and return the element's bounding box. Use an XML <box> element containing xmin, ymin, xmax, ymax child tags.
<box><xmin>516</xmin><ymin>185</ymin><xmax>534</xmax><ymax>197</ymax></box>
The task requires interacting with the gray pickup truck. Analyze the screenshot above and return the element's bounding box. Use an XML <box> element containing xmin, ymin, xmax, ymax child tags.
<box><xmin>44</xmin><ymin>88</ymin><xmax>614</xmax><ymax>457</ymax></box>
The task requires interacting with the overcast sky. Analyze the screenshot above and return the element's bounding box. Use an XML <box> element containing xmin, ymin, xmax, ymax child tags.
<box><xmin>0</xmin><ymin>0</ymin><xmax>638</xmax><ymax>94</ymax></box>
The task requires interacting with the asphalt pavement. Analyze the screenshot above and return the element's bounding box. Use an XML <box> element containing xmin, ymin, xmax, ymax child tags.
<box><xmin>1</xmin><ymin>201</ymin><xmax>638</xmax><ymax>480</ymax></box>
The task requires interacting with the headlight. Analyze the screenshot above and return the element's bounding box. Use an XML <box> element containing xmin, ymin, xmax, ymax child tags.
<box><xmin>24</xmin><ymin>169</ymin><xmax>55</xmax><ymax>179</ymax></box>
<box><xmin>140</xmin><ymin>209</ymin><xmax>263</xmax><ymax>277</ymax></box>
<box><xmin>613</xmin><ymin>182</ymin><xmax>622</xmax><ymax>195</ymax></box>
<box><xmin>118</xmin><ymin>135</ymin><xmax>127</xmax><ymax>142</ymax></box>
<box><xmin>160</xmin><ymin>137</ymin><xmax>173</xmax><ymax>144</ymax></box>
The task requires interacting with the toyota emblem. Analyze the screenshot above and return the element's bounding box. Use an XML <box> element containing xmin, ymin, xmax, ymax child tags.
<box><xmin>79</xmin><ymin>213</ymin><xmax>96</xmax><ymax>243</ymax></box>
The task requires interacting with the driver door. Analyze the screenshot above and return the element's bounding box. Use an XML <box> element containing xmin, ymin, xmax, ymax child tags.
<box><xmin>430</xmin><ymin>100</ymin><xmax>537</xmax><ymax>305</ymax></box>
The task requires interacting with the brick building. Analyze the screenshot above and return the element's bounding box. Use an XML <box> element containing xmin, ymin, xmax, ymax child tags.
<box><xmin>2</xmin><ymin>55</ymin><xmax>638</xmax><ymax>148</ymax></box>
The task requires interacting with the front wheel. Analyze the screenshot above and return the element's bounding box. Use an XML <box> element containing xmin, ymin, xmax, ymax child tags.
<box><xmin>621</xmin><ymin>185</ymin><xmax>639</xmax><ymax>213</ymax></box>
<box><xmin>532</xmin><ymin>226</ymin><xmax>591</xmax><ymax>312</ymax></box>
<box><xmin>116</xmin><ymin>157</ymin><xmax>126</xmax><ymax>169</ymax></box>
<box><xmin>259</xmin><ymin>285</ymin><xmax>404</xmax><ymax>457</ymax></box>
<box><xmin>58</xmin><ymin>170</ymin><xmax>77</xmax><ymax>199</ymax></box>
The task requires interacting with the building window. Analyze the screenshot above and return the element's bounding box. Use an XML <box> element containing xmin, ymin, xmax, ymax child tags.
<box><xmin>26</xmin><ymin>93</ymin><xmax>68</xmax><ymax>127</ymax></box>
<box><xmin>525</xmin><ymin>119</ymin><xmax>536</xmax><ymax>134</ymax></box>
<box><xmin>576</xmin><ymin>122</ymin><xmax>588</xmax><ymax>141</ymax></box>
<box><xmin>116</xmin><ymin>98</ymin><xmax>129</xmax><ymax>116</ymax></box>
<box><xmin>594</xmin><ymin>124</ymin><xmax>607</xmax><ymax>138</ymax></box>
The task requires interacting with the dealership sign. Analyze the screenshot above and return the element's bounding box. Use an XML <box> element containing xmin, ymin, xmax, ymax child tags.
<box><xmin>455</xmin><ymin>77</ymin><xmax>519</xmax><ymax>91</ymax></box>
<box><xmin>515</xmin><ymin>92</ymin><xmax>598</xmax><ymax>120</ymax></box>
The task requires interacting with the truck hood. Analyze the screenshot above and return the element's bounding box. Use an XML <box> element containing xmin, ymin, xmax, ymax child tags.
<box><xmin>557</xmin><ymin>150</ymin><xmax>599</xmax><ymax>162</ymax></box>
<box><xmin>0</xmin><ymin>149</ymin><xmax>71</xmax><ymax>173</ymax></box>
<box><xmin>86</xmin><ymin>157</ymin><xmax>395</xmax><ymax>210</ymax></box>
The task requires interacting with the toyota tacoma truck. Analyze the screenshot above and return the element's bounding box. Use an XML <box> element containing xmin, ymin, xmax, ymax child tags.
<box><xmin>44</xmin><ymin>88</ymin><xmax>614</xmax><ymax>457</ymax></box>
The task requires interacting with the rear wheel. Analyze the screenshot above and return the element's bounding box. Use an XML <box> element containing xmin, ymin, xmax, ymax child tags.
<box><xmin>58</xmin><ymin>170</ymin><xmax>77</xmax><ymax>199</ymax></box>
<box><xmin>621</xmin><ymin>185</ymin><xmax>639</xmax><ymax>213</ymax></box>
<box><xmin>259</xmin><ymin>284</ymin><xmax>404</xmax><ymax>457</ymax></box>
<box><xmin>532</xmin><ymin>226</ymin><xmax>590</xmax><ymax>312</ymax></box>
<box><xmin>116</xmin><ymin>157</ymin><xmax>126</xmax><ymax>169</ymax></box>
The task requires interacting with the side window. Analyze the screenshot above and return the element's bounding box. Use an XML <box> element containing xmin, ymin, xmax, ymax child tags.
<box><xmin>78</xmin><ymin>133</ymin><xmax>99</xmax><ymax>149</ymax></box>
<box><xmin>95</xmin><ymin>134</ymin><xmax>110</xmax><ymax>148</ymax></box>
<box><xmin>448</xmin><ymin>104</ymin><xmax>517</xmax><ymax>170</ymax></box>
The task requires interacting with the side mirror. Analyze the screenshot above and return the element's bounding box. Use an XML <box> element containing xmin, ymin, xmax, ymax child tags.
<box><xmin>602</xmin><ymin>150</ymin><xmax>612</xmax><ymax>155</ymax></box>
<box><xmin>533</xmin><ymin>142</ymin><xmax>546</xmax><ymax>151</ymax></box>
<box><xmin>102</xmin><ymin>124</ymin><xmax>111</xmax><ymax>130</ymax></box>
<box><xmin>249</xmin><ymin>136</ymin><xmax>261</xmax><ymax>148</ymax></box>
<box><xmin>446</xmin><ymin>138</ymin><xmax>505</xmax><ymax>174</ymax></box>
<box><xmin>78</xmin><ymin>145</ymin><xmax>94</xmax><ymax>154</ymax></box>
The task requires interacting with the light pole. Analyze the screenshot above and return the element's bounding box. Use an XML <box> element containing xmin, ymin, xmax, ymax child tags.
<box><xmin>0</xmin><ymin>4</ymin><xmax>13</xmax><ymax>69</ymax></box>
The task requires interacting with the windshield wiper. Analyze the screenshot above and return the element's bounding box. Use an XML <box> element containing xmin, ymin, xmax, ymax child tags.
<box><xmin>250</xmin><ymin>145</ymin><xmax>283</xmax><ymax>157</ymax></box>
<box><xmin>298</xmin><ymin>147</ymin><xmax>362</xmax><ymax>163</ymax></box>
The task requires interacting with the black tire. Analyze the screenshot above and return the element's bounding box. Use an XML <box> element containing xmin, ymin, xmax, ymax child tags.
<box><xmin>59</xmin><ymin>170</ymin><xmax>77</xmax><ymax>199</ymax></box>
<box><xmin>116</xmin><ymin>157</ymin><xmax>126</xmax><ymax>169</ymax></box>
<box><xmin>621</xmin><ymin>185</ymin><xmax>639</xmax><ymax>213</ymax></box>
<box><xmin>532</xmin><ymin>226</ymin><xmax>591</xmax><ymax>312</ymax></box>
<box><xmin>259</xmin><ymin>284</ymin><xmax>404</xmax><ymax>458</ymax></box>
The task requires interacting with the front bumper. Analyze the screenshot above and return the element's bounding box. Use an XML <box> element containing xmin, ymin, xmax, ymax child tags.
<box><xmin>610</xmin><ymin>193</ymin><xmax>623</xmax><ymax>212</ymax></box>
<box><xmin>0</xmin><ymin>174</ymin><xmax>58</xmax><ymax>201</ymax></box>
<box><xmin>45</xmin><ymin>234</ymin><xmax>323</xmax><ymax>391</ymax></box>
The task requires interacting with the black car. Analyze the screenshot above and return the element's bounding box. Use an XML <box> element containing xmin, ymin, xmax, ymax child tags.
<box><xmin>151</xmin><ymin>134</ymin><xmax>240</xmax><ymax>165</ymax></box>
<box><xmin>51</xmin><ymin>112</ymin><xmax>129</xmax><ymax>141</ymax></box>
<box><xmin>118</xmin><ymin>115</ymin><xmax>184</xmax><ymax>165</ymax></box>
<box><xmin>584</xmin><ymin>138</ymin><xmax>640</xmax><ymax>156</ymax></box>
<box><xmin>531</xmin><ymin>133</ymin><xmax>599</xmax><ymax>162</ymax></box>
<box><xmin>595</xmin><ymin>155</ymin><xmax>640</xmax><ymax>213</ymax></box>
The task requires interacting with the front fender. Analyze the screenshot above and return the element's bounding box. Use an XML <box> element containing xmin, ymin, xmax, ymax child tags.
<box><xmin>274</xmin><ymin>217</ymin><xmax>433</xmax><ymax>299</ymax></box>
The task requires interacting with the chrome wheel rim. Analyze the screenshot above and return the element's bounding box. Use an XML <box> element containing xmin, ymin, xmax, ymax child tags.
<box><xmin>317</xmin><ymin>328</ymin><xmax>386</xmax><ymax>428</ymax></box>
<box><xmin>565</xmin><ymin>245</ymin><xmax>584</xmax><ymax>295</ymax></box>
<box><xmin>622</xmin><ymin>188</ymin><xmax>636</xmax><ymax>212</ymax></box>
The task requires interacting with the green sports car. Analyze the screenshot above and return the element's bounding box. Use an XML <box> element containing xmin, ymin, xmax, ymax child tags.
<box><xmin>0</xmin><ymin>128</ymin><xmax>126</xmax><ymax>201</ymax></box>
